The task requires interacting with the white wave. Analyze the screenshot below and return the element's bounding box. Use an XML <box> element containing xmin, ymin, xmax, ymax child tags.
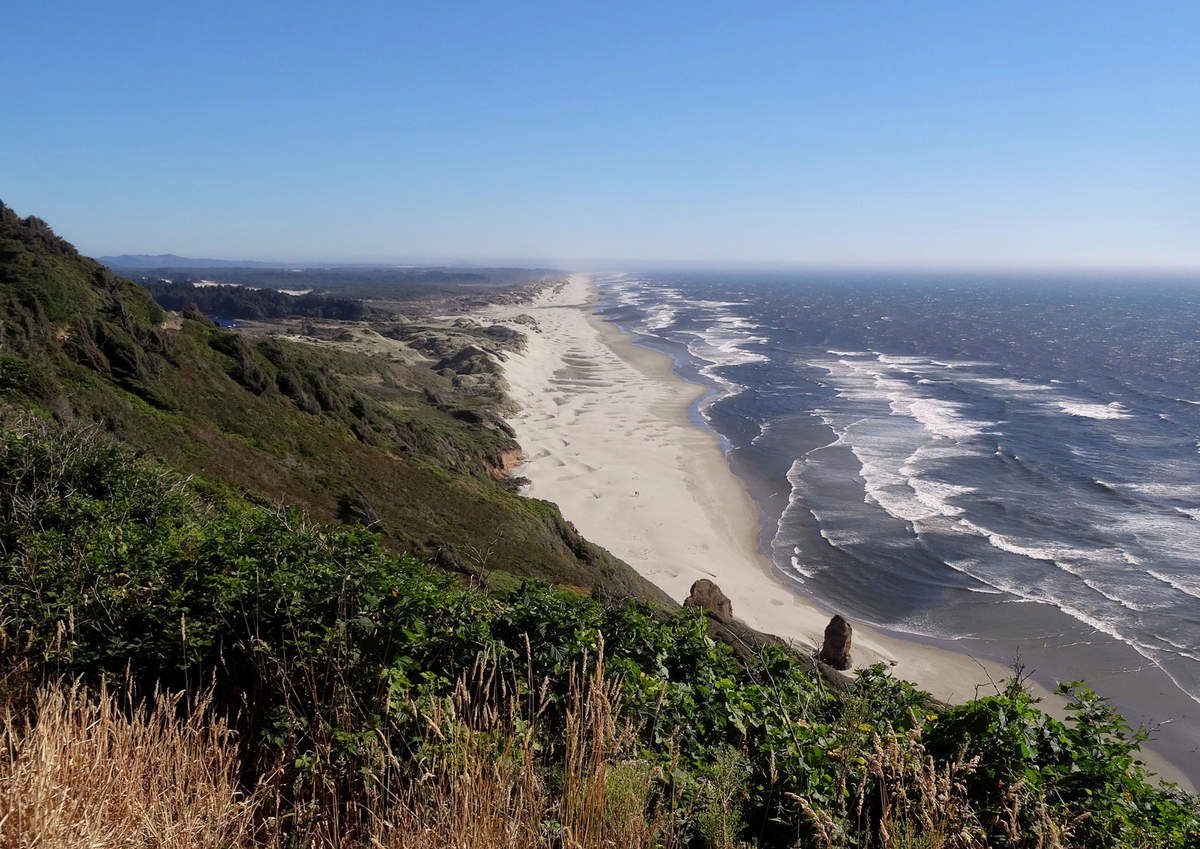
<box><xmin>789</xmin><ymin>554</ymin><xmax>816</xmax><ymax>579</ymax></box>
<box><xmin>904</xmin><ymin>442</ymin><xmax>978</xmax><ymax>462</ymax></box>
<box><xmin>818</xmin><ymin>527</ymin><xmax>866</xmax><ymax>548</ymax></box>
<box><xmin>892</xmin><ymin>396</ymin><xmax>996</xmax><ymax>442</ymax></box>
<box><xmin>956</xmin><ymin>519</ymin><xmax>1086</xmax><ymax>563</ymax></box>
<box><xmin>969</xmin><ymin>376</ymin><xmax>1054</xmax><ymax>393</ymax></box>
<box><xmin>929</xmin><ymin>359</ymin><xmax>994</xmax><ymax>369</ymax></box>
<box><xmin>827</xmin><ymin>349</ymin><xmax>871</xmax><ymax>356</ymax></box>
<box><xmin>1146</xmin><ymin>569</ymin><xmax>1200</xmax><ymax>601</ymax></box>
<box><xmin>956</xmin><ymin>520</ymin><xmax>1173</xmax><ymax>613</ymax></box>
<box><xmin>1053</xmin><ymin>401</ymin><xmax>1132</xmax><ymax>420</ymax></box>
<box><xmin>1119</xmin><ymin>482</ymin><xmax>1200</xmax><ymax>499</ymax></box>
<box><xmin>751</xmin><ymin>420</ymin><xmax>774</xmax><ymax>446</ymax></box>
<box><xmin>909</xmin><ymin>478</ymin><xmax>975</xmax><ymax>518</ymax></box>
<box><xmin>877</xmin><ymin>354</ymin><xmax>930</xmax><ymax>366</ymax></box>
<box><xmin>1152</xmin><ymin>633</ymin><xmax>1200</xmax><ymax>663</ymax></box>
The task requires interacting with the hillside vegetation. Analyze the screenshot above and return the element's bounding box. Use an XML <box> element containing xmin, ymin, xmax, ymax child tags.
<box><xmin>0</xmin><ymin>201</ymin><xmax>662</xmax><ymax>601</ymax></box>
<box><xmin>1</xmin><ymin>202</ymin><xmax>1198</xmax><ymax>847</ymax></box>
<box><xmin>2</xmin><ymin>418</ymin><xmax>1197</xmax><ymax>848</ymax></box>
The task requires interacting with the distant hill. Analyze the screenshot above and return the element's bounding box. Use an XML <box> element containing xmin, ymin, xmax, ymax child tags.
<box><xmin>99</xmin><ymin>253</ymin><xmax>284</xmax><ymax>269</ymax></box>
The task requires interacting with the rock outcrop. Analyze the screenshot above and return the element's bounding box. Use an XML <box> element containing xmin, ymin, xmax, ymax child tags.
<box><xmin>817</xmin><ymin>615</ymin><xmax>853</xmax><ymax>670</ymax></box>
<box><xmin>684</xmin><ymin>579</ymin><xmax>734</xmax><ymax>623</ymax></box>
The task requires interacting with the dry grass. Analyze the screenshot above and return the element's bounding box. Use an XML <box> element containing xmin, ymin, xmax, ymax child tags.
<box><xmin>0</xmin><ymin>637</ymin><xmax>673</xmax><ymax>848</ymax></box>
<box><xmin>376</xmin><ymin>638</ymin><xmax>668</xmax><ymax>849</ymax></box>
<box><xmin>0</xmin><ymin>682</ymin><xmax>255</xmax><ymax>849</ymax></box>
<box><xmin>855</xmin><ymin>730</ymin><xmax>986</xmax><ymax>849</ymax></box>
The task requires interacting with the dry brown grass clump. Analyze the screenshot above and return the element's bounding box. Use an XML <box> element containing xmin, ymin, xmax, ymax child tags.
<box><xmin>0</xmin><ymin>682</ymin><xmax>255</xmax><ymax>849</ymax></box>
<box><xmin>0</xmin><ymin>645</ymin><xmax>666</xmax><ymax>849</ymax></box>
<box><xmin>788</xmin><ymin>725</ymin><xmax>988</xmax><ymax>849</ymax></box>
<box><xmin>380</xmin><ymin>640</ymin><xmax>667</xmax><ymax>849</ymax></box>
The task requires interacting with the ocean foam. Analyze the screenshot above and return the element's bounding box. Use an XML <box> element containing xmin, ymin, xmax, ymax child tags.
<box><xmin>899</xmin><ymin>397</ymin><xmax>996</xmax><ymax>441</ymax></box>
<box><xmin>1053</xmin><ymin>401</ymin><xmax>1132</xmax><ymax>420</ymax></box>
<box><xmin>1146</xmin><ymin>569</ymin><xmax>1200</xmax><ymax>601</ymax></box>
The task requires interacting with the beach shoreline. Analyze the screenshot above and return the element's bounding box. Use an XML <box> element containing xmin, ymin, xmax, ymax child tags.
<box><xmin>484</xmin><ymin>272</ymin><xmax>1193</xmax><ymax>789</ymax></box>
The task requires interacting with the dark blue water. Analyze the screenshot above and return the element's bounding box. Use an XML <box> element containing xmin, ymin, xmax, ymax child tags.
<box><xmin>597</xmin><ymin>269</ymin><xmax>1200</xmax><ymax>774</ymax></box>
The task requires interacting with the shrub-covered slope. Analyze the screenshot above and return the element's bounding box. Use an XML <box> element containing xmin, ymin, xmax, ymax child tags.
<box><xmin>2</xmin><ymin>419</ymin><xmax>1197</xmax><ymax>848</ymax></box>
<box><xmin>0</xmin><ymin>200</ymin><xmax>666</xmax><ymax>602</ymax></box>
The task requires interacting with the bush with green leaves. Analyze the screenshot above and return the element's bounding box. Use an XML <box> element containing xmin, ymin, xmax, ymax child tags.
<box><xmin>2</xmin><ymin>419</ymin><xmax>1197</xmax><ymax>848</ymax></box>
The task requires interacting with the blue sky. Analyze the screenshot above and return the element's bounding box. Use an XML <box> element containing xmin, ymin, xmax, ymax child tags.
<box><xmin>2</xmin><ymin>2</ymin><xmax>1196</xmax><ymax>267</ymax></box>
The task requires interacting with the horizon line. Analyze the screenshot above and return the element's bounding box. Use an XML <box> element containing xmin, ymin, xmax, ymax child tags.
<box><xmin>95</xmin><ymin>251</ymin><xmax>1200</xmax><ymax>277</ymax></box>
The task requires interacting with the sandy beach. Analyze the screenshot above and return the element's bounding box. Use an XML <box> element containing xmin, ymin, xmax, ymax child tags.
<box><xmin>489</xmin><ymin>275</ymin><xmax>1009</xmax><ymax>696</ymax></box>
<box><xmin>485</xmin><ymin>273</ymin><xmax>1193</xmax><ymax>788</ymax></box>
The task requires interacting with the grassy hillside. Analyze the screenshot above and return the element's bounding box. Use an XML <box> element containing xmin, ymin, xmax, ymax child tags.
<box><xmin>0</xmin><ymin>200</ymin><xmax>667</xmax><ymax>603</ymax></box>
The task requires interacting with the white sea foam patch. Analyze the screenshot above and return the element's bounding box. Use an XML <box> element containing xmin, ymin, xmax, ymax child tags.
<box><xmin>909</xmin><ymin>478</ymin><xmax>975</xmax><ymax>518</ymax></box>
<box><xmin>1119</xmin><ymin>482</ymin><xmax>1200</xmax><ymax>499</ymax></box>
<box><xmin>789</xmin><ymin>554</ymin><xmax>814</xmax><ymax>579</ymax></box>
<box><xmin>751</xmin><ymin>420</ymin><xmax>774</xmax><ymax>446</ymax></box>
<box><xmin>827</xmin><ymin>349</ymin><xmax>872</xmax><ymax>357</ymax></box>
<box><xmin>876</xmin><ymin>354</ymin><xmax>930</xmax><ymax>366</ymax></box>
<box><xmin>852</xmin><ymin>446</ymin><xmax>980</xmax><ymax>528</ymax></box>
<box><xmin>956</xmin><ymin>519</ymin><xmax>1094</xmax><ymax>565</ymax></box>
<box><xmin>1146</xmin><ymin>570</ymin><xmax>1200</xmax><ymax>601</ymax></box>
<box><xmin>944</xmin><ymin>557</ymin><xmax>1167</xmax><ymax>660</ymax></box>
<box><xmin>1053</xmin><ymin>400</ymin><xmax>1132</xmax><ymax>420</ymax></box>
<box><xmin>968</xmin><ymin>376</ymin><xmax>1054</xmax><ymax>393</ymax></box>
<box><xmin>891</xmin><ymin>396</ymin><xmax>996</xmax><ymax>442</ymax></box>
<box><xmin>955</xmin><ymin>519</ymin><xmax>1175</xmax><ymax>614</ymax></box>
<box><xmin>929</xmin><ymin>359</ymin><xmax>993</xmax><ymax>369</ymax></box>
<box><xmin>643</xmin><ymin>304</ymin><xmax>678</xmax><ymax>331</ymax></box>
<box><xmin>813</xmin><ymin>354</ymin><xmax>998</xmax><ymax>443</ymax></box>
<box><xmin>818</xmin><ymin>526</ymin><xmax>867</xmax><ymax>548</ymax></box>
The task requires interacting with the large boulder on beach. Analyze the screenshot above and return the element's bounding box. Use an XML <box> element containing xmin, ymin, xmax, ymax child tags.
<box><xmin>818</xmin><ymin>615</ymin><xmax>853</xmax><ymax>670</ymax></box>
<box><xmin>684</xmin><ymin>579</ymin><xmax>733</xmax><ymax>623</ymax></box>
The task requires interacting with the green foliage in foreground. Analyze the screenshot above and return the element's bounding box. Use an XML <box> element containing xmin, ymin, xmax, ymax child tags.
<box><xmin>2</xmin><ymin>422</ymin><xmax>1198</xmax><ymax>848</ymax></box>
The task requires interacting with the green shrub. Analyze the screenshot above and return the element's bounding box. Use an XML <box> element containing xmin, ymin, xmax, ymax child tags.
<box><xmin>1</xmin><ymin>419</ymin><xmax>1197</xmax><ymax>848</ymax></box>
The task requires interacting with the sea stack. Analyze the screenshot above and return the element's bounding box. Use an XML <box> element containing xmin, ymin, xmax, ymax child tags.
<box><xmin>684</xmin><ymin>578</ymin><xmax>734</xmax><ymax>623</ymax></box>
<box><xmin>818</xmin><ymin>615</ymin><xmax>853</xmax><ymax>670</ymax></box>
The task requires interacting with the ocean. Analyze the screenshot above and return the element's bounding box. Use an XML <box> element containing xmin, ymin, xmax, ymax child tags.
<box><xmin>596</xmin><ymin>269</ymin><xmax>1200</xmax><ymax>774</ymax></box>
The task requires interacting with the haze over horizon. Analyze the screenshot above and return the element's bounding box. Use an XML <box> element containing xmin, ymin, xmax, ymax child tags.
<box><xmin>2</xmin><ymin>1</ymin><xmax>1196</xmax><ymax>269</ymax></box>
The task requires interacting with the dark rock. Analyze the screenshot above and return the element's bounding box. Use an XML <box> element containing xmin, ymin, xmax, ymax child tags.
<box><xmin>451</xmin><ymin>408</ymin><xmax>485</xmax><ymax>425</ymax></box>
<box><xmin>337</xmin><ymin>492</ymin><xmax>380</xmax><ymax>527</ymax></box>
<box><xmin>683</xmin><ymin>578</ymin><xmax>734</xmax><ymax>623</ymax></box>
<box><xmin>817</xmin><ymin>615</ymin><xmax>853</xmax><ymax>670</ymax></box>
